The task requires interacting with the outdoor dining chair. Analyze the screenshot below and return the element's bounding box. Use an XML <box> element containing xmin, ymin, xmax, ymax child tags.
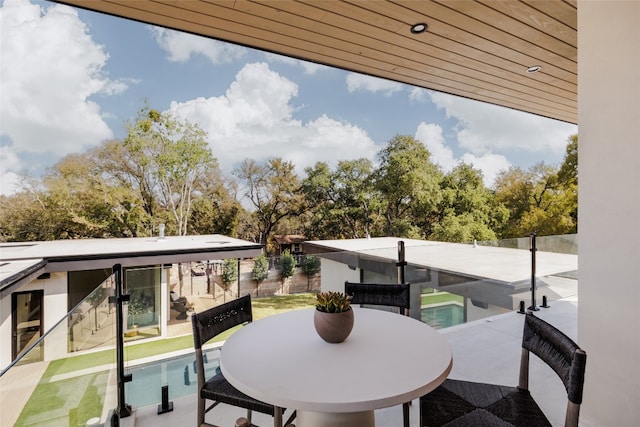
<box><xmin>344</xmin><ymin>281</ymin><xmax>412</xmax><ymax>427</ymax></box>
<box><xmin>191</xmin><ymin>294</ymin><xmax>296</xmax><ymax>427</ymax></box>
<box><xmin>420</xmin><ymin>311</ymin><xmax>587</xmax><ymax>427</ymax></box>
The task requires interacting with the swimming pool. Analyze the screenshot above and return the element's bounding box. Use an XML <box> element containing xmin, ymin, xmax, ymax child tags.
<box><xmin>125</xmin><ymin>349</ymin><xmax>219</xmax><ymax>408</ymax></box>
<box><xmin>125</xmin><ymin>305</ymin><xmax>463</xmax><ymax>408</ymax></box>
<box><xmin>421</xmin><ymin>303</ymin><xmax>464</xmax><ymax>329</ymax></box>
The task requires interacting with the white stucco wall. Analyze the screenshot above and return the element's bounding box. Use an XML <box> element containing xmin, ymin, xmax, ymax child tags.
<box><xmin>319</xmin><ymin>258</ymin><xmax>360</xmax><ymax>292</ymax></box>
<box><xmin>0</xmin><ymin>272</ymin><xmax>69</xmax><ymax>368</ymax></box>
<box><xmin>579</xmin><ymin>2</ymin><xmax>640</xmax><ymax>425</ymax></box>
<box><xmin>42</xmin><ymin>273</ymin><xmax>69</xmax><ymax>361</ymax></box>
<box><xmin>0</xmin><ymin>291</ymin><xmax>14</xmax><ymax>369</ymax></box>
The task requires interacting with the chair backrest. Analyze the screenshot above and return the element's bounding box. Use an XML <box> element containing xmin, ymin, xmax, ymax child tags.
<box><xmin>519</xmin><ymin>311</ymin><xmax>587</xmax><ymax>427</ymax></box>
<box><xmin>192</xmin><ymin>294</ymin><xmax>253</xmax><ymax>350</ymax></box>
<box><xmin>344</xmin><ymin>281</ymin><xmax>410</xmax><ymax>315</ymax></box>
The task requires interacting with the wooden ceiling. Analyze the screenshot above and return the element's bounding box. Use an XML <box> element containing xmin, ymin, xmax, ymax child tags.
<box><xmin>55</xmin><ymin>0</ymin><xmax>577</xmax><ymax>124</ymax></box>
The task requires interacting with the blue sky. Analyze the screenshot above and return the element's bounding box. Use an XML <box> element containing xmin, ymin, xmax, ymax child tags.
<box><xmin>0</xmin><ymin>0</ymin><xmax>578</xmax><ymax>196</ymax></box>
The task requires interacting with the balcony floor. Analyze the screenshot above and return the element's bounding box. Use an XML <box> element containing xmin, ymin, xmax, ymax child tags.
<box><xmin>123</xmin><ymin>297</ymin><xmax>577</xmax><ymax>427</ymax></box>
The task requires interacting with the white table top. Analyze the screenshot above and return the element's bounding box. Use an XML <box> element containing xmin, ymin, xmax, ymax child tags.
<box><xmin>220</xmin><ymin>307</ymin><xmax>452</xmax><ymax>413</ymax></box>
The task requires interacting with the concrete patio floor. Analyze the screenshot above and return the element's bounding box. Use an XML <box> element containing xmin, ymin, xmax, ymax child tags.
<box><xmin>121</xmin><ymin>297</ymin><xmax>578</xmax><ymax>427</ymax></box>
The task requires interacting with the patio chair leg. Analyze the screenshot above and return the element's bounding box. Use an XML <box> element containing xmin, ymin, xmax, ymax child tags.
<box><xmin>403</xmin><ymin>402</ymin><xmax>410</xmax><ymax>427</ymax></box>
<box><xmin>274</xmin><ymin>407</ymin><xmax>283</xmax><ymax>427</ymax></box>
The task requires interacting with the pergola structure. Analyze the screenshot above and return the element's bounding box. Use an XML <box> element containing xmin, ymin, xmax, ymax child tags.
<box><xmin>48</xmin><ymin>2</ymin><xmax>640</xmax><ymax>425</ymax></box>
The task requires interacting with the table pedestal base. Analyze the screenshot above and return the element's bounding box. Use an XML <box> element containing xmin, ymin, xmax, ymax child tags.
<box><xmin>297</xmin><ymin>410</ymin><xmax>375</xmax><ymax>427</ymax></box>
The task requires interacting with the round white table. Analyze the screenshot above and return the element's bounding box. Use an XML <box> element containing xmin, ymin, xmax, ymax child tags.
<box><xmin>220</xmin><ymin>307</ymin><xmax>452</xmax><ymax>427</ymax></box>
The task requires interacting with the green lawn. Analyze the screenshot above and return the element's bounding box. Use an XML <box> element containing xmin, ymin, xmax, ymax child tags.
<box><xmin>43</xmin><ymin>293</ymin><xmax>317</xmax><ymax>378</ymax></box>
<box><xmin>421</xmin><ymin>291</ymin><xmax>464</xmax><ymax>306</ymax></box>
<box><xmin>16</xmin><ymin>293</ymin><xmax>318</xmax><ymax>426</ymax></box>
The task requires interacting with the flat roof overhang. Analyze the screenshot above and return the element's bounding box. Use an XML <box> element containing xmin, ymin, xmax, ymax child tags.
<box><xmin>0</xmin><ymin>259</ymin><xmax>47</xmax><ymax>295</ymax></box>
<box><xmin>53</xmin><ymin>0</ymin><xmax>577</xmax><ymax>124</ymax></box>
<box><xmin>0</xmin><ymin>235</ymin><xmax>263</xmax><ymax>291</ymax></box>
<box><xmin>306</xmin><ymin>237</ymin><xmax>577</xmax><ymax>309</ymax></box>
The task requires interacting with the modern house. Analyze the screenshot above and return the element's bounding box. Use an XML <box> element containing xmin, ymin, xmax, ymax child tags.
<box><xmin>0</xmin><ymin>235</ymin><xmax>262</xmax><ymax>369</ymax></box>
<box><xmin>9</xmin><ymin>1</ymin><xmax>640</xmax><ymax>425</ymax></box>
<box><xmin>273</xmin><ymin>234</ymin><xmax>307</xmax><ymax>257</ymax></box>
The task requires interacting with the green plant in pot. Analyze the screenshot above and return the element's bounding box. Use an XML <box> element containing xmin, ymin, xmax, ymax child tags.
<box><xmin>314</xmin><ymin>291</ymin><xmax>354</xmax><ymax>343</ymax></box>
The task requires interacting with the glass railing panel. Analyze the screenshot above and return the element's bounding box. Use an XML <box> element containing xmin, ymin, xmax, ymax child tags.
<box><xmin>0</xmin><ymin>274</ymin><xmax>118</xmax><ymax>427</ymax></box>
<box><xmin>328</xmin><ymin>235</ymin><xmax>577</xmax><ymax>326</ymax></box>
<box><xmin>124</xmin><ymin>266</ymin><xmax>162</xmax><ymax>342</ymax></box>
<box><xmin>112</xmin><ymin>236</ymin><xmax>578</xmax><ymax>413</ymax></box>
<box><xmin>69</xmin><ymin>274</ymin><xmax>117</xmax><ymax>353</ymax></box>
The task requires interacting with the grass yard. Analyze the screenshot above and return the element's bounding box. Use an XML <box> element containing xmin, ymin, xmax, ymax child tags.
<box><xmin>421</xmin><ymin>291</ymin><xmax>464</xmax><ymax>306</ymax></box>
<box><xmin>14</xmin><ymin>371</ymin><xmax>108</xmax><ymax>427</ymax></box>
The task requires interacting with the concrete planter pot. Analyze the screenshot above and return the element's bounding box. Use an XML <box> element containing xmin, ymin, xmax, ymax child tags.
<box><xmin>313</xmin><ymin>308</ymin><xmax>354</xmax><ymax>343</ymax></box>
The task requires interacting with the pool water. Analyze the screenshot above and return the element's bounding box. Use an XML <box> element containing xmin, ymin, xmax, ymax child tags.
<box><xmin>125</xmin><ymin>306</ymin><xmax>463</xmax><ymax>408</ymax></box>
<box><xmin>125</xmin><ymin>350</ymin><xmax>219</xmax><ymax>408</ymax></box>
<box><xmin>421</xmin><ymin>303</ymin><xmax>464</xmax><ymax>329</ymax></box>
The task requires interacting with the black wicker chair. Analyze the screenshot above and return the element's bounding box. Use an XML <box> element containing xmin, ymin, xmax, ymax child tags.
<box><xmin>191</xmin><ymin>294</ymin><xmax>296</xmax><ymax>427</ymax></box>
<box><xmin>420</xmin><ymin>311</ymin><xmax>587</xmax><ymax>427</ymax></box>
<box><xmin>344</xmin><ymin>281</ymin><xmax>412</xmax><ymax>427</ymax></box>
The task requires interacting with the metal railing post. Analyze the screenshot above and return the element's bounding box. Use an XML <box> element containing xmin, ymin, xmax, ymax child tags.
<box><xmin>112</xmin><ymin>264</ymin><xmax>132</xmax><ymax>417</ymax></box>
<box><xmin>396</xmin><ymin>240</ymin><xmax>407</xmax><ymax>285</ymax></box>
<box><xmin>527</xmin><ymin>233</ymin><xmax>540</xmax><ymax>311</ymax></box>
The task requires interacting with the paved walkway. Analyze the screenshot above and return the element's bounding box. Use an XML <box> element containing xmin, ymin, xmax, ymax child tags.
<box><xmin>0</xmin><ymin>361</ymin><xmax>49</xmax><ymax>426</ymax></box>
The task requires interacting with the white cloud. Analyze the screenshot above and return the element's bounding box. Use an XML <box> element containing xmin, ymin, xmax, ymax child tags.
<box><xmin>346</xmin><ymin>73</ymin><xmax>404</xmax><ymax>96</ymax></box>
<box><xmin>414</xmin><ymin>122</ymin><xmax>510</xmax><ymax>188</ymax></box>
<box><xmin>429</xmin><ymin>91</ymin><xmax>577</xmax><ymax>157</ymax></box>
<box><xmin>168</xmin><ymin>62</ymin><xmax>378</xmax><ymax>176</ymax></box>
<box><xmin>152</xmin><ymin>27</ymin><xmax>247</xmax><ymax>64</ymax></box>
<box><xmin>415</xmin><ymin>122</ymin><xmax>457</xmax><ymax>172</ymax></box>
<box><xmin>460</xmin><ymin>152</ymin><xmax>511</xmax><ymax>188</ymax></box>
<box><xmin>0</xmin><ymin>0</ymin><xmax>118</xmax><ymax>190</ymax></box>
<box><xmin>0</xmin><ymin>145</ymin><xmax>23</xmax><ymax>195</ymax></box>
<box><xmin>263</xmin><ymin>52</ymin><xmax>327</xmax><ymax>75</ymax></box>
<box><xmin>409</xmin><ymin>87</ymin><xmax>428</xmax><ymax>103</ymax></box>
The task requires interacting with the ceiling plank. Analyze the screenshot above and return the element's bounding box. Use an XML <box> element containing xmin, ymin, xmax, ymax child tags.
<box><xmin>50</xmin><ymin>0</ymin><xmax>579</xmax><ymax>123</ymax></box>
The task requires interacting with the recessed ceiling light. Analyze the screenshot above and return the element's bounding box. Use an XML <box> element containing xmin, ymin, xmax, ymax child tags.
<box><xmin>411</xmin><ymin>23</ymin><xmax>428</xmax><ymax>34</ymax></box>
<box><xmin>527</xmin><ymin>65</ymin><xmax>542</xmax><ymax>73</ymax></box>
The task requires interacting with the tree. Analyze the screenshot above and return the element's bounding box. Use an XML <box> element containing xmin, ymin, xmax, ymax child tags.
<box><xmin>189</xmin><ymin>168</ymin><xmax>242</xmax><ymax>237</ymax></box>
<box><xmin>302</xmin><ymin>159</ymin><xmax>383</xmax><ymax>239</ymax></box>
<box><xmin>39</xmin><ymin>152</ymin><xmax>143</xmax><ymax>239</ymax></box>
<box><xmin>96</xmin><ymin>138</ymin><xmax>158</xmax><ymax>232</ymax></box>
<box><xmin>430</xmin><ymin>163</ymin><xmax>504</xmax><ymax>242</ymax></box>
<box><xmin>557</xmin><ymin>134</ymin><xmax>578</xmax><ymax>187</ymax></box>
<box><xmin>0</xmin><ymin>181</ymin><xmax>70</xmax><ymax>241</ymax></box>
<box><xmin>234</xmin><ymin>158</ymin><xmax>304</xmax><ymax>247</ymax></box>
<box><xmin>124</xmin><ymin>104</ymin><xmax>217</xmax><ymax>236</ymax></box>
<box><xmin>374</xmin><ymin>135</ymin><xmax>443</xmax><ymax>238</ymax></box>
<box><xmin>252</xmin><ymin>253</ymin><xmax>270</xmax><ymax>296</ymax></box>
<box><xmin>279</xmin><ymin>249</ymin><xmax>296</xmax><ymax>286</ymax></box>
<box><xmin>301</xmin><ymin>254</ymin><xmax>321</xmax><ymax>290</ymax></box>
<box><xmin>222</xmin><ymin>258</ymin><xmax>238</xmax><ymax>293</ymax></box>
<box><xmin>494</xmin><ymin>160</ymin><xmax>577</xmax><ymax>238</ymax></box>
<box><xmin>556</xmin><ymin>134</ymin><xmax>578</xmax><ymax>228</ymax></box>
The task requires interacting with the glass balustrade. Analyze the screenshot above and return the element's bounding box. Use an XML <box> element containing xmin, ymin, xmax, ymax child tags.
<box><xmin>0</xmin><ymin>275</ymin><xmax>118</xmax><ymax>427</ymax></box>
<box><xmin>1</xmin><ymin>234</ymin><xmax>578</xmax><ymax>424</ymax></box>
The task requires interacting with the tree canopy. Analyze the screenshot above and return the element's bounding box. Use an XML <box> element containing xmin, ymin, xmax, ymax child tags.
<box><xmin>0</xmin><ymin>103</ymin><xmax>579</xmax><ymax>249</ymax></box>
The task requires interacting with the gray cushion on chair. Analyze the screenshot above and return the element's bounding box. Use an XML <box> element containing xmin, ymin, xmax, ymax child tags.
<box><xmin>421</xmin><ymin>379</ymin><xmax>551</xmax><ymax>427</ymax></box>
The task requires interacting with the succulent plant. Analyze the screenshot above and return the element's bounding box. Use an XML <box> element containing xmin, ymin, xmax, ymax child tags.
<box><xmin>315</xmin><ymin>291</ymin><xmax>352</xmax><ymax>313</ymax></box>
